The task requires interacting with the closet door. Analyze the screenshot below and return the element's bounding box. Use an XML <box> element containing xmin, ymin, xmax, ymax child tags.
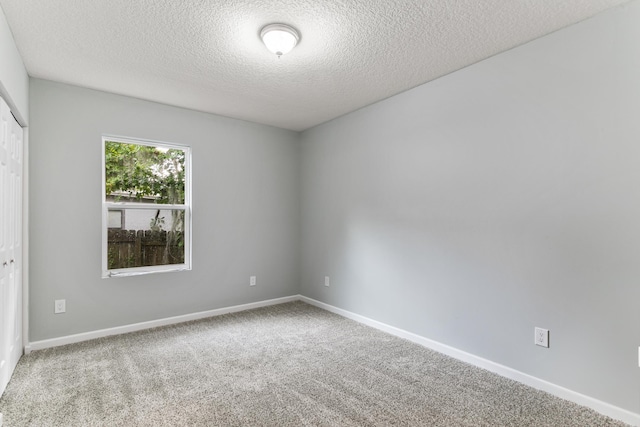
<box><xmin>0</xmin><ymin>95</ymin><xmax>22</xmax><ymax>397</ymax></box>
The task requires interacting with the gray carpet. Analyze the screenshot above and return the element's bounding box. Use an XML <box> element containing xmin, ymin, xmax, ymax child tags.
<box><xmin>0</xmin><ymin>302</ymin><xmax>627</xmax><ymax>426</ymax></box>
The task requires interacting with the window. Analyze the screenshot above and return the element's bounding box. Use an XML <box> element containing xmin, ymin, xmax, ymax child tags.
<box><xmin>102</xmin><ymin>136</ymin><xmax>191</xmax><ymax>277</ymax></box>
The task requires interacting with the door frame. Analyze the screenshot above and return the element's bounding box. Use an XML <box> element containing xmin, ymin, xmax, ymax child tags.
<box><xmin>21</xmin><ymin>126</ymin><xmax>28</xmax><ymax>353</ymax></box>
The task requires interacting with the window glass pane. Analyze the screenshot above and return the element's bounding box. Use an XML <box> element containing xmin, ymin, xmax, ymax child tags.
<box><xmin>107</xmin><ymin>208</ymin><xmax>185</xmax><ymax>270</ymax></box>
<box><xmin>105</xmin><ymin>141</ymin><xmax>185</xmax><ymax>204</ymax></box>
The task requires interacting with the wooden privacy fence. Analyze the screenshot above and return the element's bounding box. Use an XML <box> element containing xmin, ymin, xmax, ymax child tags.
<box><xmin>108</xmin><ymin>229</ymin><xmax>184</xmax><ymax>269</ymax></box>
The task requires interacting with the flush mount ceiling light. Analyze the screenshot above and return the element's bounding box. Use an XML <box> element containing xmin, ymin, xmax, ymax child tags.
<box><xmin>260</xmin><ymin>24</ymin><xmax>300</xmax><ymax>58</ymax></box>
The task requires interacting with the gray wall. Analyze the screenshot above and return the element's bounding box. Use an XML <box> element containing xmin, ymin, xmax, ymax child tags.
<box><xmin>300</xmin><ymin>1</ymin><xmax>640</xmax><ymax>414</ymax></box>
<box><xmin>29</xmin><ymin>79</ymin><xmax>300</xmax><ymax>341</ymax></box>
<box><xmin>0</xmin><ymin>3</ymin><xmax>28</xmax><ymax>124</ymax></box>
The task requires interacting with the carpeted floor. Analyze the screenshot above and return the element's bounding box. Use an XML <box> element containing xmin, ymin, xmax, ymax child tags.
<box><xmin>0</xmin><ymin>301</ymin><xmax>627</xmax><ymax>426</ymax></box>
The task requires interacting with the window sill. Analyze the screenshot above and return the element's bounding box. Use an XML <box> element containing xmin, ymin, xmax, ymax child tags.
<box><xmin>103</xmin><ymin>265</ymin><xmax>190</xmax><ymax>279</ymax></box>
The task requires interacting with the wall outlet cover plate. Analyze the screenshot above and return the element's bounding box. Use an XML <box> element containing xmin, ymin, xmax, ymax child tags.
<box><xmin>54</xmin><ymin>299</ymin><xmax>66</xmax><ymax>314</ymax></box>
<box><xmin>535</xmin><ymin>327</ymin><xmax>549</xmax><ymax>348</ymax></box>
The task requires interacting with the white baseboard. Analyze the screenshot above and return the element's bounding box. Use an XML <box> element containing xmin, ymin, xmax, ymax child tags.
<box><xmin>27</xmin><ymin>295</ymin><xmax>298</xmax><ymax>353</ymax></box>
<box><xmin>299</xmin><ymin>296</ymin><xmax>640</xmax><ymax>427</ymax></box>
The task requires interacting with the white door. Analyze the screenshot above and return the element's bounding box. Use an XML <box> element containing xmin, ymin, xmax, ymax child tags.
<box><xmin>0</xmin><ymin>95</ymin><xmax>23</xmax><ymax>397</ymax></box>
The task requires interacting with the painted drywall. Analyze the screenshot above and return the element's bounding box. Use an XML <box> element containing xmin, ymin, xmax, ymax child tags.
<box><xmin>29</xmin><ymin>78</ymin><xmax>300</xmax><ymax>341</ymax></box>
<box><xmin>300</xmin><ymin>1</ymin><xmax>640</xmax><ymax>414</ymax></box>
<box><xmin>0</xmin><ymin>3</ymin><xmax>27</xmax><ymax>124</ymax></box>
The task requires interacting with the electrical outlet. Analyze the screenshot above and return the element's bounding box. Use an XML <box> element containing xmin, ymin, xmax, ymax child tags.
<box><xmin>250</xmin><ymin>276</ymin><xmax>257</xmax><ymax>286</ymax></box>
<box><xmin>54</xmin><ymin>299</ymin><xmax>66</xmax><ymax>314</ymax></box>
<box><xmin>324</xmin><ymin>276</ymin><xmax>330</xmax><ymax>287</ymax></box>
<box><xmin>535</xmin><ymin>327</ymin><xmax>549</xmax><ymax>348</ymax></box>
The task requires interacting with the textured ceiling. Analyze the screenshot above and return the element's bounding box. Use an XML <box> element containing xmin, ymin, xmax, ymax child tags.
<box><xmin>0</xmin><ymin>0</ymin><xmax>629</xmax><ymax>131</ymax></box>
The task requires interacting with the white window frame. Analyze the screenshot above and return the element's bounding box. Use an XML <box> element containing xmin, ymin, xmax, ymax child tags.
<box><xmin>101</xmin><ymin>135</ymin><xmax>192</xmax><ymax>278</ymax></box>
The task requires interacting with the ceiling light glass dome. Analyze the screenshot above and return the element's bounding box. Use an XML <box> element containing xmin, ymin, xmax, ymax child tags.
<box><xmin>260</xmin><ymin>24</ymin><xmax>300</xmax><ymax>57</ymax></box>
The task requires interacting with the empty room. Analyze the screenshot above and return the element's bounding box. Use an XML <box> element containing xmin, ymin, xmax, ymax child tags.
<box><xmin>0</xmin><ymin>0</ymin><xmax>639</xmax><ymax>425</ymax></box>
